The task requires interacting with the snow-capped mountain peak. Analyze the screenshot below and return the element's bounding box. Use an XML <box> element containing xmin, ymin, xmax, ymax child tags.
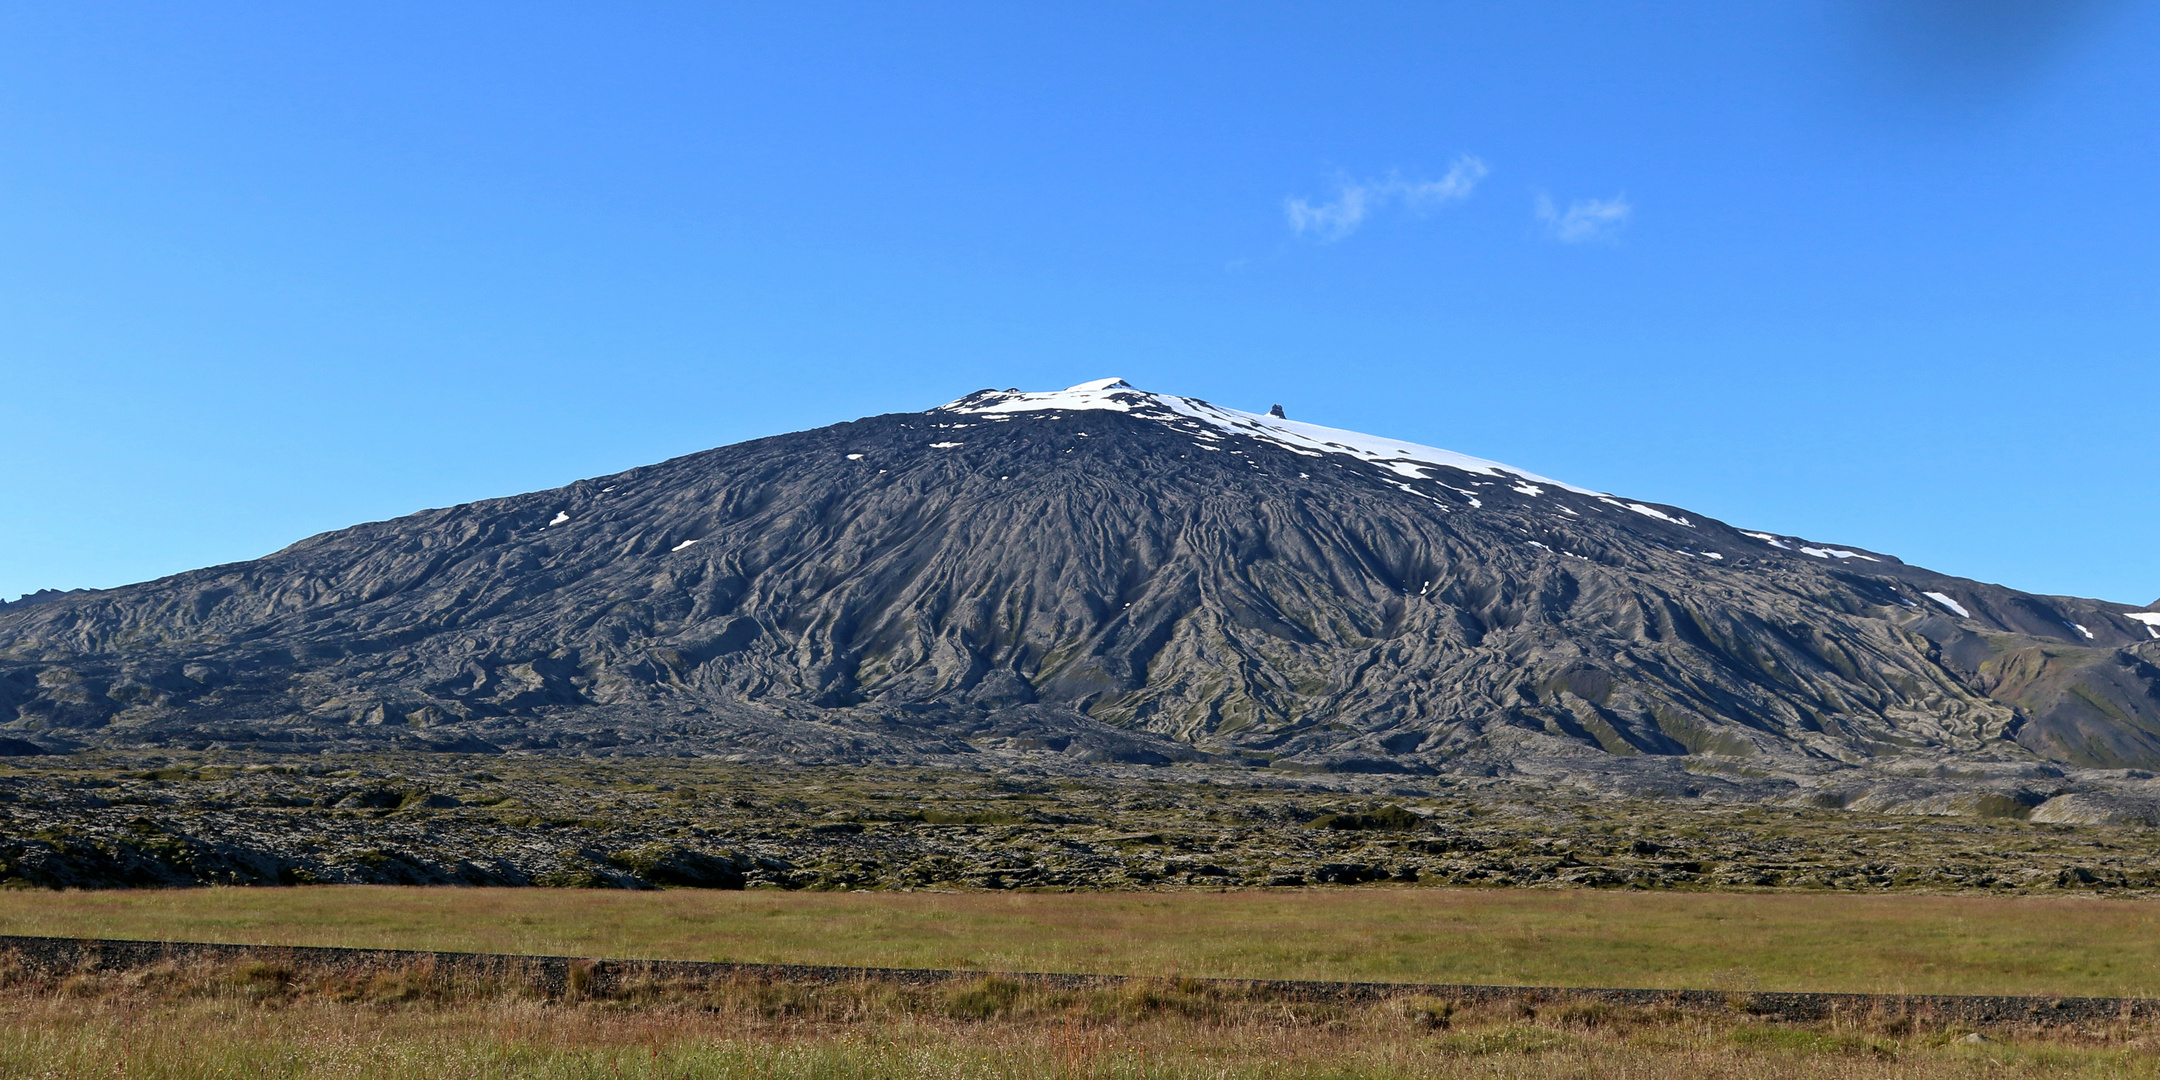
<box><xmin>7</xmin><ymin>377</ymin><xmax>2156</xmax><ymax>784</ymax></box>
<box><xmin>936</xmin><ymin>379</ymin><xmax>1606</xmax><ymax>496</ymax></box>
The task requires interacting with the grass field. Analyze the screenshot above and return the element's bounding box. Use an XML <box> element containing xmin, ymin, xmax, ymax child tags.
<box><xmin>6</xmin><ymin>885</ymin><xmax>2160</xmax><ymax>998</ymax></box>
<box><xmin>5</xmin><ymin>949</ymin><xmax>2160</xmax><ymax>1079</ymax></box>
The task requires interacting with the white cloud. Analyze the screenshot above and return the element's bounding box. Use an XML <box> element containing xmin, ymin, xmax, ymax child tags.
<box><xmin>1285</xmin><ymin>155</ymin><xmax>1488</xmax><ymax>241</ymax></box>
<box><xmin>1285</xmin><ymin>183</ymin><xmax>1377</xmax><ymax>241</ymax></box>
<box><xmin>1536</xmin><ymin>193</ymin><xmax>1632</xmax><ymax>242</ymax></box>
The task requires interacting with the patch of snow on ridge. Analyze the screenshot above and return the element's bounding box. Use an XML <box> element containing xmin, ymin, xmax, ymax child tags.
<box><xmin>928</xmin><ymin>442</ymin><xmax>964</xmax><ymax>449</ymax></box>
<box><xmin>671</xmin><ymin>539</ymin><xmax>700</xmax><ymax>552</ymax></box>
<box><xmin>1625</xmin><ymin>502</ymin><xmax>1692</xmax><ymax>527</ymax></box>
<box><xmin>1924</xmin><ymin>592</ymin><xmax>1971</xmax><ymax>618</ymax></box>
<box><xmin>1800</xmin><ymin>547</ymin><xmax>1877</xmax><ymax>562</ymax></box>
<box><xmin>2127</xmin><ymin>612</ymin><xmax>2160</xmax><ymax>639</ymax></box>
<box><xmin>548</xmin><ymin>511</ymin><xmax>571</xmax><ymax>526</ymax></box>
<box><xmin>938</xmin><ymin>379</ymin><xmax>1605</xmax><ymax>495</ymax></box>
<box><xmin>2069</xmin><ymin>622</ymin><xmax>2095</xmax><ymax>640</ymax></box>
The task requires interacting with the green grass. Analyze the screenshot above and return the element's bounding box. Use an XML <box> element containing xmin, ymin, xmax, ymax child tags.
<box><xmin>6</xmin><ymin>886</ymin><xmax>2160</xmax><ymax>997</ymax></box>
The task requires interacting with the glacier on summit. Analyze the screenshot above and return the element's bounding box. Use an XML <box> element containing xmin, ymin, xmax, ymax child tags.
<box><xmin>940</xmin><ymin>379</ymin><xmax>1607</xmax><ymax>496</ymax></box>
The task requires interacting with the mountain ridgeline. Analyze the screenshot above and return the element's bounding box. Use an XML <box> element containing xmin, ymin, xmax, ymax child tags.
<box><xmin>4</xmin><ymin>380</ymin><xmax>2158</xmax><ymax>799</ymax></box>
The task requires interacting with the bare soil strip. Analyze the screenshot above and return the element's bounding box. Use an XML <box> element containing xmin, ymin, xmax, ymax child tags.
<box><xmin>5</xmin><ymin>932</ymin><xmax>2149</xmax><ymax>1028</ymax></box>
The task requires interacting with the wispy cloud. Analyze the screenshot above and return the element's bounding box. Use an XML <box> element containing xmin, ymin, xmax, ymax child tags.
<box><xmin>1536</xmin><ymin>194</ymin><xmax>1632</xmax><ymax>242</ymax></box>
<box><xmin>1285</xmin><ymin>155</ymin><xmax>1488</xmax><ymax>241</ymax></box>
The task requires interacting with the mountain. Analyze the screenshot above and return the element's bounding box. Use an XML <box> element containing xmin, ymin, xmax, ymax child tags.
<box><xmin>5</xmin><ymin>379</ymin><xmax>2159</xmax><ymax>804</ymax></box>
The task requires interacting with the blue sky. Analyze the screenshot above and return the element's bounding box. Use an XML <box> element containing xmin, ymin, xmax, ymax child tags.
<box><xmin>3</xmin><ymin>2</ymin><xmax>2155</xmax><ymax>605</ymax></box>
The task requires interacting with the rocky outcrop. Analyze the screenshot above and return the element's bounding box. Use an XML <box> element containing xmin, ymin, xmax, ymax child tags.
<box><xmin>12</xmin><ymin>753</ymin><xmax>2160</xmax><ymax>893</ymax></box>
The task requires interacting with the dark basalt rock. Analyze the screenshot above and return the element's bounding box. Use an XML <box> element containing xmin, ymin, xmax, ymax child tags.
<box><xmin>1308</xmin><ymin>805</ymin><xmax>1425</xmax><ymax>831</ymax></box>
<box><xmin>0</xmin><ymin>589</ymin><xmax>88</xmax><ymax>613</ymax></box>
<box><xmin>1</xmin><ymin>382</ymin><xmax>2156</xmax><ymax>794</ymax></box>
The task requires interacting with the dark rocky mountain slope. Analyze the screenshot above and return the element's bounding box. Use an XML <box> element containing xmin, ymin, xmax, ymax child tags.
<box><xmin>5</xmin><ymin>380</ymin><xmax>2158</xmax><ymax>805</ymax></box>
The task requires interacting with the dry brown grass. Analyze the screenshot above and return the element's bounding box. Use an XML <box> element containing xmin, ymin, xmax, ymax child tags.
<box><xmin>1</xmin><ymin>953</ymin><xmax>2158</xmax><ymax>1079</ymax></box>
<box><xmin>6</xmin><ymin>885</ymin><xmax>2160</xmax><ymax>997</ymax></box>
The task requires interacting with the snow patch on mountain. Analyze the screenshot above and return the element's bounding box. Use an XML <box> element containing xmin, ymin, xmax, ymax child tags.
<box><xmin>2128</xmin><ymin>612</ymin><xmax>2160</xmax><ymax>639</ymax></box>
<box><xmin>939</xmin><ymin>379</ymin><xmax>1605</xmax><ymax>495</ymax></box>
<box><xmin>1608</xmin><ymin>500</ymin><xmax>1692</xmax><ymax>527</ymax></box>
<box><xmin>1801</xmin><ymin>547</ymin><xmax>1877</xmax><ymax>562</ymax></box>
<box><xmin>1924</xmin><ymin>592</ymin><xmax>1971</xmax><ymax>618</ymax></box>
